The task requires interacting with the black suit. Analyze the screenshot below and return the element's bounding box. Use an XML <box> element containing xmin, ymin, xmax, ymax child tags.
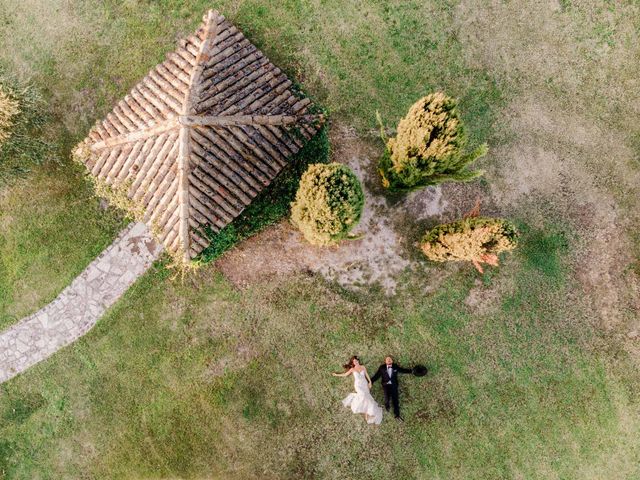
<box><xmin>370</xmin><ymin>363</ymin><xmax>411</xmax><ymax>418</ymax></box>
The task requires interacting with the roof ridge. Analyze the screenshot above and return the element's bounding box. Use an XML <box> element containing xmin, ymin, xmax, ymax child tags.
<box><xmin>177</xmin><ymin>10</ymin><xmax>220</xmax><ymax>260</ymax></box>
<box><xmin>183</xmin><ymin>10</ymin><xmax>220</xmax><ymax>116</ymax></box>
<box><xmin>90</xmin><ymin>119</ymin><xmax>178</xmax><ymax>151</ymax></box>
<box><xmin>179</xmin><ymin>113</ymin><xmax>324</xmax><ymax>127</ymax></box>
<box><xmin>87</xmin><ymin>112</ymin><xmax>325</xmax><ymax>151</ymax></box>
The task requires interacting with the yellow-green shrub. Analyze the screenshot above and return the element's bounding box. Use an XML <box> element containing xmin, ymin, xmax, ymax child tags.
<box><xmin>291</xmin><ymin>162</ymin><xmax>364</xmax><ymax>246</ymax></box>
<box><xmin>72</xmin><ymin>142</ymin><xmax>145</xmax><ymax>222</ymax></box>
<box><xmin>0</xmin><ymin>85</ymin><xmax>20</xmax><ymax>147</ymax></box>
<box><xmin>421</xmin><ymin>217</ymin><xmax>518</xmax><ymax>272</ymax></box>
<box><xmin>379</xmin><ymin>92</ymin><xmax>487</xmax><ymax>191</ymax></box>
<box><xmin>0</xmin><ymin>73</ymin><xmax>51</xmax><ymax>179</ymax></box>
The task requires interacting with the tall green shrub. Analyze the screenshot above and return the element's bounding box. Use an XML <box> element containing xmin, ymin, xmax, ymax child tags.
<box><xmin>421</xmin><ymin>217</ymin><xmax>518</xmax><ymax>273</ymax></box>
<box><xmin>291</xmin><ymin>162</ymin><xmax>364</xmax><ymax>246</ymax></box>
<box><xmin>379</xmin><ymin>92</ymin><xmax>487</xmax><ymax>192</ymax></box>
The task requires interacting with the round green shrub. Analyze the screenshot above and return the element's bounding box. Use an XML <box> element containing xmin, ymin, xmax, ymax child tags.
<box><xmin>291</xmin><ymin>162</ymin><xmax>364</xmax><ymax>246</ymax></box>
<box><xmin>421</xmin><ymin>217</ymin><xmax>518</xmax><ymax>272</ymax></box>
<box><xmin>379</xmin><ymin>92</ymin><xmax>487</xmax><ymax>192</ymax></box>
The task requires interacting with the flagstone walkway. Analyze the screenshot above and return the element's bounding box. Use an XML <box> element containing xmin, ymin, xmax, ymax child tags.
<box><xmin>0</xmin><ymin>222</ymin><xmax>162</xmax><ymax>383</ymax></box>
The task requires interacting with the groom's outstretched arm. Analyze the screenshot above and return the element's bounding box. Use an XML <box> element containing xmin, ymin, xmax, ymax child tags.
<box><xmin>370</xmin><ymin>366</ymin><xmax>382</xmax><ymax>383</ymax></box>
<box><xmin>397</xmin><ymin>365</ymin><xmax>412</xmax><ymax>374</ymax></box>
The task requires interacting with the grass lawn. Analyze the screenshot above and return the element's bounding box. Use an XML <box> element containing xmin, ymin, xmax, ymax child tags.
<box><xmin>1</xmin><ymin>227</ymin><xmax>638</xmax><ymax>479</ymax></box>
<box><xmin>0</xmin><ymin>164</ymin><xmax>124</xmax><ymax>329</ymax></box>
<box><xmin>1</xmin><ymin>0</ymin><xmax>640</xmax><ymax>479</ymax></box>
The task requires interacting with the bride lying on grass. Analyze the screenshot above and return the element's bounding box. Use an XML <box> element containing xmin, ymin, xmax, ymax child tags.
<box><xmin>332</xmin><ymin>356</ymin><xmax>383</xmax><ymax>425</ymax></box>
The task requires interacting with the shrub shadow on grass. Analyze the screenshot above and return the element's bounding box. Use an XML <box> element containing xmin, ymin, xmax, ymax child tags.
<box><xmin>517</xmin><ymin>222</ymin><xmax>570</xmax><ymax>283</ymax></box>
<box><xmin>399</xmin><ymin>217</ymin><xmax>442</xmax><ymax>264</ymax></box>
<box><xmin>2</xmin><ymin>391</ymin><xmax>46</xmax><ymax>424</ymax></box>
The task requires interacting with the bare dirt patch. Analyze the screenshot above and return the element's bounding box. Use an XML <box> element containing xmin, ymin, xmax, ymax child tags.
<box><xmin>464</xmin><ymin>277</ymin><xmax>510</xmax><ymax>316</ymax></box>
<box><xmin>217</xmin><ymin>123</ymin><xmax>464</xmax><ymax>294</ymax></box>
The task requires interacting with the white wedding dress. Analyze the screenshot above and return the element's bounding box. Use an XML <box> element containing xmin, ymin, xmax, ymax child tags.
<box><xmin>341</xmin><ymin>370</ymin><xmax>383</xmax><ymax>424</ymax></box>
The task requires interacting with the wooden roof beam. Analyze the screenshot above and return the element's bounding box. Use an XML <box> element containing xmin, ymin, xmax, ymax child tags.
<box><xmin>90</xmin><ymin>118</ymin><xmax>178</xmax><ymax>151</ymax></box>
<box><xmin>179</xmin><ymin>113</ymin><xmax>323</xmax><ymax>127</ymax></box>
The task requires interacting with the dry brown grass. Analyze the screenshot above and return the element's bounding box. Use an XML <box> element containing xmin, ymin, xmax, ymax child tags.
<box><xmin>452</xmin><ymin>0</ymin><xmax>640</xmax><ymax>339</ymax></box>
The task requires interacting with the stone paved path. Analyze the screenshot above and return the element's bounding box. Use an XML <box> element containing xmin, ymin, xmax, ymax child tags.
<box><xmin>0</xmin><ymin>222</ymin><xmax>163</xmax><ymax>383</ymax></box>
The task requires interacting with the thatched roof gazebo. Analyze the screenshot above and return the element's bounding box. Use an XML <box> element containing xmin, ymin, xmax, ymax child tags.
<box><xmin>76</xmin><ymin>10</ymin><xmax>323</xmax><ymax>261</ymax></box>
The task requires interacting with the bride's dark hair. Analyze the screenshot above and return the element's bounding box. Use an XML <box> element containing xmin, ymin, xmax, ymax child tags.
<box><xmin>343</xmin><ymin>355</ymin><xmax>360</xmax><ymax>370</ymax></box>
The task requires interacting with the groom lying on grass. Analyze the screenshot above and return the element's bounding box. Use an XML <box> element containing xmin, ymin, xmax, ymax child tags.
<box><xmin>370</xmin><ymin>356</ymin><xmax>412</xmax><ymax>421</ymax></box>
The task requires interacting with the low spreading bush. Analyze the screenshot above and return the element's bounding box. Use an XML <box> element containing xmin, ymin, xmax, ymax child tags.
<box><xmin>421</xmin><ymin>217</ymin><xmax>518</xmax><ymax>273</ymax></box>
<box><xmin>291</xmin><ymin>162</ymin><xmax>364</xmax><ymax>246</ymax></box>
<box><xmin>379</xmin><ymin>92</ymin><xmax>487</xmax><ymax>192</ymax></box>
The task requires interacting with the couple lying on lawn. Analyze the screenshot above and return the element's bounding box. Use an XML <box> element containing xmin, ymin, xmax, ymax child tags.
<box><xmin>333</xmin><ymin>355</ymin><xmax>425</xmax><ymax>424</ymax></box>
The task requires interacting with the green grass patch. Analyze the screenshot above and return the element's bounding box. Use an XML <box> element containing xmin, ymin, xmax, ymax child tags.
<box><xmin>0</xmin><ymin>240</ymin><xmax>638</xmax><ymax>479</ymax></box>
<box><xmin>518</xmin><ymin>224</ymin><xmax>570</xmax><ymax>281</ymax></box>
<box><xmin>0</xmin><ymin>164</ymin><xmax>124</xmax><ymax>329</ymax></box>
<box><xmin>2</xmin><ymin>392</ymin><xmax>46</xmax><ymax>424</ymax></box>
